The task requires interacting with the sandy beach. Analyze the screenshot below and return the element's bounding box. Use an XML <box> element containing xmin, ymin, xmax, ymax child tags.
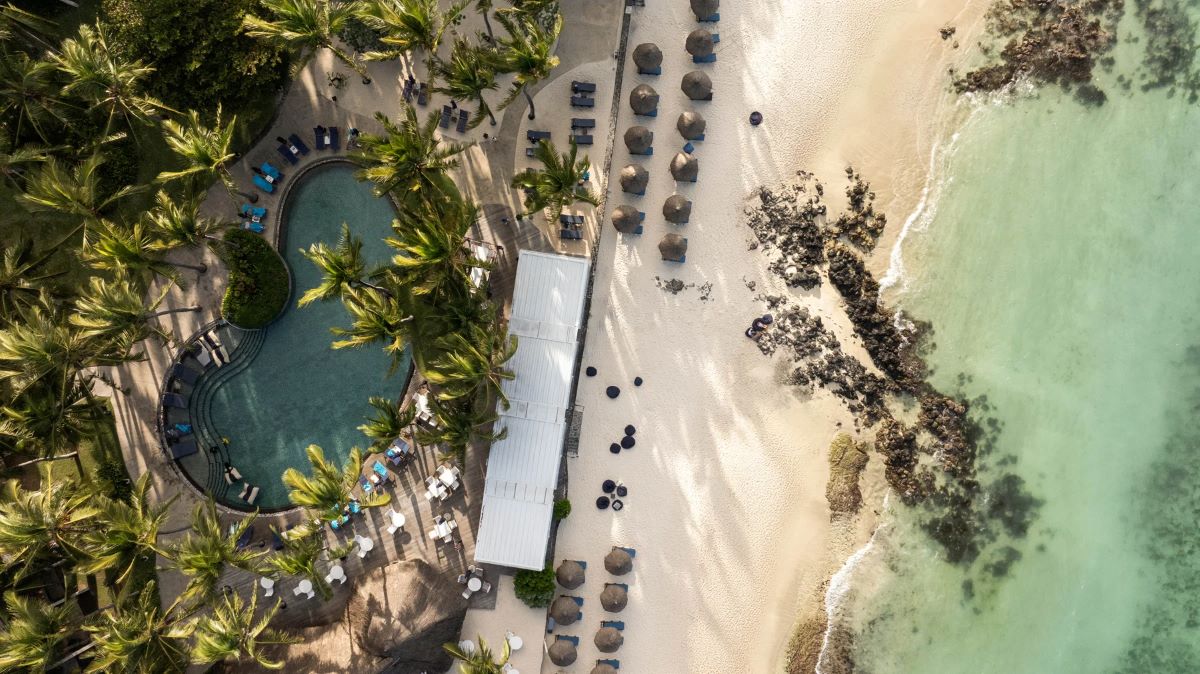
<box><xmin>546</xmin><ymin>0</ymin><xmax>987</xmax><ymax>672</ymax></box>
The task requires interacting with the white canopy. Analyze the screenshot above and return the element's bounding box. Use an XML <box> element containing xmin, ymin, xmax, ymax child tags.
<box><xmin>473</xmin><ymin>251</ymin><xmax>590</xmax><ymax>570</ymax></box>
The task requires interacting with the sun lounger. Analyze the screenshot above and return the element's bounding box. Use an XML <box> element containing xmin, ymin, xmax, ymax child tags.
<box><xmin>572</xmin><ymin>134</ymin><xmax>593</xmax><ymax>145</ymax></box>
<box><xmin>556</xmin><ymin>634</ymin><xmax>580</xmax><ymax>645</ymax></box>
<box><xmin>328</xmin><ymin>126</ymin><xmax>339</xmax><ymax>150</ymax></box>
<box><xmin>417</xmin><ymin>82</ymin><xmax>428</xmax><ymax>106</ymax></box>
<box><xmin>238</xmin><ymin>483</ymin><xmax>250</xmax><ymax>501</ymax></box>
<box><xmin>698</xmin><ymin>11</ymin><xmax>719</xmax><ymax>21</ymax></box>
<box><xmin>462</xmin><ymin>587</ymin><xmax>473</xmax><ymax>599</ymax></box>
<box><xmin>262</xmin><ymin>162</ymin><xmax>281</xmax><ymax>179</ymax></box>
<box><xmin>693</xmin><ymin>53</ymin><xmax>717</xmax><ymax>63</ymax></box>
<box><xmin>288</xmin><ymin>134</ymin><xmax>310</xmax><ymax>155</ymax></box>
<box><xmin>572</xmin><ymin>81</ymin><xmax>596</xmax><ymax>93</ymax></box>
<box><xmin>360</xmin><ymin>477</ymin><xmax>373</xmax><ymax>492</ymax></box>
<box><xmin>598</xmin><ymin>659</ymin><xmax>621</xmax><ymax>669</ymax></box>
<box><xmin>348</xmin><ymin>500</ymin><xmax>362</xmax><ymax>515</ymax></box>
<box><xmin>246</xmin><ymin>486</ymin><xmax>260</xmax><ymax>504</ymax></box>
<box><xmin>313</xmin><ymin>127</ymin><xmax>327</xmax><ymax>150</ymax></box>
<box><xmin>638</xmin><ymin>65</ymin><xmax>661</xmax><ymax>75</ymax></box>
<box><xmin>169</xmin><ymin>439</ymin><xmax>197</xmax><ymax>459</ymax></box>
<box><xmin>170</xmin><ymin>364</ymin><xmax>200</xmax><ymax>386</ymax></box>
<box><xmin>560</xmin><ymin>228</ymin><xmax>583</xmax><ymax>240</ymax></box>
<box><xmin>636</xmin><ymin>108</ymin><xmax>657</xmax><ymax>117</ymax></box>
<box><xmin>617</xmin><ymin>546</ymin><xmax>637</xmax><ymax>557</ymax></box>
<box><xmin>240</xmin><ymin>204</ymin><xmax>267</xmax><ymax>220</ymax></box>
<box><xmin>456</xmin><ymin>110</ymin><xmax>469</xmax><ymax>132</ymax></box>
<box><xmin>601</xmin><ymin>620</ymin><xmax>624</xmax><ymax>630</ymax></box>
<box><xmin>163</xmin><ymin>392</ymin><xmax>187</xmax><ymax>409</ymax></box>
<box><xmin>570</xmin><ymin>95</ymin><xmax>594</xmax><ymax>108</ymax></box>
<box><xmin>559</xmin><ymin>214</ymin><xmax>585</xmax><ymax>225</ymax></box>
<box><xmin>440</xmin><ymin>105</ymin><xmax>452</xmax><ymax>129</ymax></box>
<box><xmin>372</xmin><ymin>461</ymin><xmax>392</xmax><ymax>482</ymax></box>
<box><xmin>243</xmin><ymin>221</ymin><xmax>264</xmax><ymax>234</ymax></box>
<box><xmin>252</xmin><ymin>175</ymin><xmax>275</xmax><ymax>193</ymax></box>
<box><xmin>276</xmin><ymin>145</ymin><xmax>299</xmax><ymax>165</ymax></box>
<box><xmin>571</xmin><ymin>118</ymin><xmax>596</xmax><ymax>129</ymax></box>
<box><xmin>527</xmin><ymin>130</ymin><xmax>551</xmax><ymax>142</ymax></box>
<box><xmin>403</xmin><ymin>79</ymin><xmax>414</xmax><ymax>102</ymax></box>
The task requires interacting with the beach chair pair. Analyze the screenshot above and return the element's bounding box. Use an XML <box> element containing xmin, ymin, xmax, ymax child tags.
<box><xmin>560</xmin><ymin>227</ymin><xmax>583</xmax><ymax>240</ymax></box>
<box><xmin>242</xmin><ymin>221</ymin><xmax>264</xmax><ymax>234</ymax></box>
<box><xmin>313</xmin><ymin>126</ymin><xmax>340</xmax><ymax>150</ymax></box>
<box><xmin>559</xmin><ymin>214</ymin><xmax>585</xmax><ymax>226</ymax></box>
<box><xmin>261</xmin><ymin>162</ymin><xmax>281</xmax><ymax>180</ymax></box>
<box><xmin>240</xmin><ymin>203</ymin><xmax>266</xmax><ymax>220</ymax></box>
<box><xmin>276</xmin><ymin>134</ymin><xmax>310</xmax><ymax>164</ymax></box>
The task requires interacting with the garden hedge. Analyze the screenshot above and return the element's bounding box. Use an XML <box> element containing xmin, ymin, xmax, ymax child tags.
<box><xmin>220</xmin><ymin>229</ymin><xmax>290</xmax><ymax>329</ymax></box>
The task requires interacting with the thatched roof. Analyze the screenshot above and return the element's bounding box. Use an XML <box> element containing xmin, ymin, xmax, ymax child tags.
<box><xmin>669</xmin><ymin>152</ymin><xmax>699</xmax><ymax>182</ymax></box>
<box><xmin>548</xmin><ymin>639</ymin><xmax>578</xmax><ymax>666</ymax></box>
<box><xmin>595</xmin><ymin>626</ymin><xmax>624</xmax><ymax>653</ymax></box>
<box><xmin>690</xmin><ymin>0</ymin><xmax>719</xmax><ymax>20</ymax></box>
<box><xmin>612</xmin><ymin>205</ymin><xmax>642</xmax><ymax>233</ymax></box>
<box><xmin>623</xmin><ymin>125</ymin><xmax>654</xmax><ymax>154</ymax></box>
<box><xmin>619</xmin><ymin>164</ymin><xmax>649</xmax><ymax>194</ymax></box>
<box><xmin>686</xmin><ymin>29</ymin><xmax>715</xmax><ymax>57</ymax></box>
<box><xmin>629</xmin><ymin>84</ymin><xmax>659</xmax><ymax>115</ymax></box>
<box><xmin>663</xmin><ymin>195</ymin><xmax>693</xmax><ymax>224</ymax></box>
<box><xmin>600</xmin><ymin>584</ymin><xmax>628</xmax><ymax>612</ymax></box>
<box><xmin>556</xmin><ymin>560</ymin><xmax>585</xmax><ymax>589</ymax></box>
<box><xmin>677</xmin><ymin>111</ymin><xmax>707</xmax><ymax>140</ymax></box>
<box><xmin>681</xmin><ymin>70</ymin><xmax>713</xmax><ymax>100</ymax></box>
<box><xmin>347</xmin><ymin>560</ymin><xmax>466</xmax><ymax>671</ymax></box>
<box><xmin>659</xmin><ymin>233</ymin><xmax>688</xmax><ymax>262</ymax></box>
<box><xmin>632</xmin><ymin>42</ymin><xmax>663</xmax><ymax>71</ymax></box>
<box><xmin>604</xmin><ymin>548</ymin><xmax>633</xmax><ymax>575</ymax></box>
<box><xmin>550</xmin><ymin>596</ymin><xmax>580</xmax><ymax>625</ymax></box>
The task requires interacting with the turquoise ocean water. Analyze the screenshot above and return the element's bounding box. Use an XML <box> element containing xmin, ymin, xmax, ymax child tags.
<box><xmin>832</xmin><ymin>9</ymin><xmax>1200</xmax><ymax>673</ymax></box>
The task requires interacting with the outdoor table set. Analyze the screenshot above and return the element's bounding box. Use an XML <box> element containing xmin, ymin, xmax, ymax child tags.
<box><xmin>457</xmin><ymin>565</ymin><xmax>492</xmax><ymax>599</ymax></box>
<box><xmin>424</xmin><ymin>463</ymin><xmax>461</xmax><ymax>501</ymax></box>
<box><xmin>428</xmin><ymin>513</ymin><xmax>459</xmax><ymax>545</ymax></box>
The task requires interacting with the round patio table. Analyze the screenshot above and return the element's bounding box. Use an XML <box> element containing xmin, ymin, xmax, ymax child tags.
<box><xmin>507</xmin><ymin>634</ymin><xmax>523</xmax><ymax>651</ymax></box>
<box><xmin>467</xmin><ymin>577</ymin><xmax>482</xmax><ymax>592</ymax></box>
<box><xmin>329</xmin><ymin>565</ymin><xmax>345</xmax><ymax>582</ymax></box>
<box><xmin>358</xmin><ymin>537</ymin><xmax>375</xmax><ymax>553</ymax></box>
<box><xmin>259</xmin><ymin>577</ymin><xmax>274</xmax><ymax>591</ymax></box>
<box><xmin>297</xmin><ymin>579</ymin><xmax>313</xmax><ymax>595</ymax></box>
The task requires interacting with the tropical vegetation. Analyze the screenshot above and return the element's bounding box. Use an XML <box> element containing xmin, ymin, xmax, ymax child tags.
<box><xmin>220</xmin><ymin>229</ymin><xmax>290</xmax><ymax>329</ymax></box>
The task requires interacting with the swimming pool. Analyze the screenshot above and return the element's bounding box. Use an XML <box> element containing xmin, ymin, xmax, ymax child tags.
<box><xmin>177</xmin><ymin>163</ymin><xmax>409</xmax><ymax>510</ymax></box>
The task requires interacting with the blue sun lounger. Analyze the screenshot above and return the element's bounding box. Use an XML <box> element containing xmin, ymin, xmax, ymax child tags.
<box><xmin>572</xmin><ymin>134</ymin><xmax>594</xmax><ymax>145</ymax></box>
<box><xmin>261</xmin><ymin>162</ymin><xmax>281</xmax><ymax>179</ymax></box>
<box><xmin>402</xmin><ymin>79</ymin><xmax>414</xmax><ymax>102</ymax></box>
<box><xmin>571</xmin><ymin>118</ymin><xmax>596</xmax><ymax>129</ymax></box>
<box><xmin>287</xmin><ymin>134</ymin><xmax>310</xmax><ymax>155</ymax></box>
<box><xmin>328</xmin><ymin>126</ymin><xmax>340</xmax><ymax>150</ymax></box>
<box><xmin>243</xmin><ymin>221</ymin><xmax>264</xmax><ymax>234</ymax></box>
<box><xmin>601</xmin><ymin>620</ymin><xmax>624</xmax><ymax>630</ymax></box>
<box><xmin>556</xmin><ymin>635</ymin><xmax>580</xmax><ymax>645</ymax></box>
<box><xmin>240</xmin><ymin>203</ymin><xmax>266</xmax><ymax>219</ymax></box>
<box><xmin>276</xmin><ymin>144</ymin><xmax>299</xmax><ymax>165</ymax></box>
<box><xmin>169</xmin><ymin>438</ymin><xmax>197</xmax><ymax>459</ymax></box>
<box><xmin>417</xmin><ymin>82</ymin><xmax>428</xmax><ymax>106</ymax></box>
<box><xmin>163</xmin><ymin>392</ymin><xmax>187</xmax><ymax>409</ymax></box>
<box><xmin>440</xmin><ymin>105</ymin><xmax>452</xmax><ymax>129</ymax></box>
<box><xmin>698</xmin><ymin>11</ymin><xmax>719</xmax><ymax>21</ymax></box>
<box><xmin>313</xmin><ymin>127</ymin><xmax>328</xmax><ymax>150</ymax></box>
<box><xmin>372</xmin><ymin>461</ymin><xmax>392</xmax><ymax>482</ymax></box>
<box><xmin>170</xmin><ymin>364</ymin><xmax>200</xmax><ymax>386</ymax></box>
<box><xmin>638</xmin><ymin>64</ymin><xmax>661</xmax><ymax>75</ymax></box>
<box><xmin>456</xmin><ymin>110</ymin><xmax>469</xmax><ymax>133</ymax></box>
<box><xmin>694</xmin><ymin>52</ymin><xmax>717</xmax><ymax>63</ymax></box>
<box><xmin>252</xmin><ymin>175</ymin><xmax>274</xmax><ymax>193</ymax></box>
<box><xmin>616</xmin><ymin>546</ymin><xmax>637</xmax><ymax>557</ymax></box>
<box><xmin>570</xmin><ymin>95</ymin><xmax>594</xmax><ymax>108</ymax></box>
<box><xmin>572</xmin><ymin>81</ymin><xmax>596</xmax><ymax>93</ymax></box>
<box><xmin>597</xmin><ymin>659</ymin><xmax>621</xmax><ymax>669</ymax></box>
<box><xmin>560</xmin><ymin>227</ymin><xmax>583</xmax><ymax>240</ymax></box>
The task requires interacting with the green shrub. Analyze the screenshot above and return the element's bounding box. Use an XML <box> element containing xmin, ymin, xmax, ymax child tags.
<box><xmin>513</xmin><ymin>566</ymin><xmax>555</xmax><ymax>608</ymax></box>
<box><xmin>100</xmin><ymin>0</ymin><xmax>288</xmax><ymax>114</ymax></box>
<box><xmin>219</xmin><ymin>229</ymin><xmax>290</xmax><ymax>329</ymax></box>
<box><xmin>96</xmin><ymin>460</ymin><xmax>134</xmax><ymax>503</ymax></box>
<box><xmin>553</xmin><ymin>498</ymin><xmax>571</xmax><ymax>520</ymax></box>
<box><xmin>338</xmin><ymin>16</ymin><xmax>386</xmax><ymax>55</ymax></box>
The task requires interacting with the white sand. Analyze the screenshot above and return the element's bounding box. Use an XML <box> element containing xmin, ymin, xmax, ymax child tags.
<box><xmin>542</xmin><ymin>0</ymin><xmax>985</xmax><ymax>672</ymax></box>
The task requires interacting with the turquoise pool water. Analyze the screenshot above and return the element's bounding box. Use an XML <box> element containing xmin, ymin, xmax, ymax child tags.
<box><xmin>183</xmin><ymin>164</ymin><xmax>408</xmax><ymax>510</ymax></box>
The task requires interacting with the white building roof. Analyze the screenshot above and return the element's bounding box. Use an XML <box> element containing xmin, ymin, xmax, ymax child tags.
<box><xmin>474</xmin><ymin>251</ymin><xmax>590</xmax><ymax>570</ymax></box>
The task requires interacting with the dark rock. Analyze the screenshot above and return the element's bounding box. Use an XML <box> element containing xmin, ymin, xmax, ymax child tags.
<box><xmin>609</xmin><ymin>443</ymin><xmax>621</xmax><ymax>454</ymax></box>
<box><xmin>586</xmin><ymin>366</ymin><xmax>597</xmax><ymax>377</ymax></box>
<box><xmin>606</xmin><ymin>386</ymin><xmax>620</xmax><ymax>399</ymax></box>
<box><xmin>620</xmin><ymin>436</ymin><xmax>635</xmax><ymax>449</ymax></box>
<box><xmin>624</xmin><ymin>425</ymin><xmax>636</xmax><ymax>435</ymax></box>
<box><xmin>634</xmin><ymin>377</ymin><xmax>644</xmax><ymax>386</ymax></box>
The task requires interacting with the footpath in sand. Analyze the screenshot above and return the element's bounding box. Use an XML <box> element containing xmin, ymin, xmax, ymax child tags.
<box><xmin>544</xmin><ymin>0</ymin><xmax>985</xmax><ymax>672</ymax></box>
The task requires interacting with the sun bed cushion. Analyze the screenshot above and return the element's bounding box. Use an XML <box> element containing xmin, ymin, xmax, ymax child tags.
<box><xmin>276</xmin><ymin>145</ymin><xmax>299</xmax><ymax>165</ymax></box>
<box><xmin>170</xmin><ymin>439</ymin><xmax>198</xmax><ymax>459</ymax></box>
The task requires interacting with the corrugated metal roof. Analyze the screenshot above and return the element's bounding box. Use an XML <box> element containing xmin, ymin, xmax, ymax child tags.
<box><xmin>474</xmin><ymin>251</ymin><xmax>590</xmax><ymax>570</ymax></box>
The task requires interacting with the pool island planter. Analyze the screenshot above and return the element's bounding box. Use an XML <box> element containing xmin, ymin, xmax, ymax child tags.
<box><xmin>219</xmin><ymin>229</ymin><xmax>292</xmax><ymax>330</ymax></box>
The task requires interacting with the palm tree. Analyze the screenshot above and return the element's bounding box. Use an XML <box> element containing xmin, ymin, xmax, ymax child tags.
<box><xmin>0</xmin><ymin>52</ymin><xmax>76</xmax><ymax>143</ymax></box>
<box><xmin>495</xmin><ymin>12</ymin><xmax>560</xmax><ymax>120</ymax></box>
<box><xmin>0</xmin><ymin>478</ymin><xmax>98</xmax><ymax>579</ymax></box>
<box><xmin>0</xmin><ymin>135</ymin><xmax>57</xmax><ymax>189</ymax></box>
<box><xmin>444</xmin><ymin>635</ymin><xmax>511</xmax><ymax>674</ymax></box>
<box><xmin>190</xmin><ymin>590</ymin><xmax>295</xmax><ymax>669</ymax></box>
<box><xmin>79</xmin><ymin>474</ymin><xmax>174</xmax><ymax>586</ymax></box>
<box><xmin>157</xmin><ymin>106</ymin><xmax>250</xmax><ymax>202</ymax></box>
<box><xmin>82</xmin><ymin>219</ymin><xmax>208</xmax><ymax>283</ymax></box>
<box><xmin>474</xmin><ymin>0</ymin><xmax>496</xmax><ymax>41</ymax></box>
<box><xmin>386</xmin><ymin>190</ymin><xmax>484</xmax><ymax>302</ymax></box>
<box><xmin>18</xmin><ymin>154</ymin><xmax>144</xmax><ymax>232</ymax></box>
<box><xmin>0</xmin><ymin>592</ymin><xmax>78</xmax><ymax>672</ymax></box>
<box><xmin>71</xmin><ymin>274</ymin><xmax>201</xmax><ymax>348</ymax></box>
<box><xmin>83</xmin><ymin>580</ymin><xmax>190</xmax><ymax>674</ymax></box>
<box><xmin>0</xmin><ymin>297</ymin><xmax>133</xmax><ymax>395</ymax></box>
<box><xmin>358</xmin><ymin>0</ymin><xmax>466</xmax><ymax>78</ymax></box>
<box><xmin>510</xmin><ymin>139</ymin><xmax>598</xmax><ymax>217</ymax></box>
<box><xmin>417</xmin><ymin>398</ymin><xmax>506</xmax><ymax>463</ymax></box>
<box><xmin>298</xmin><ymin>223</ymin><xmax>390</xmax><ymax>306</ymax></box>
<box><xmin>358</xmin><ymin>395</ymin><xmax>415</xmax><ymax>451</ymax></box>
<box><xmin>0</xmin><ymin>3</ymin><xmax>55</xmax><ymax>53</ymax></box>
<box><xmin>330</xmin><ymin>288</ymin><xmax>413</xmax><ymax>361</ymax></box>
<box><xmin>244</xmin><ymin>0</ymin><xmax>372</xmax><ymax>83</ymax></box>
<box><xmin>352</xmin><ymin>107</ymin><xmax>467</xmax><ymax>198</ymax></box>
<box><xmin>0</xmin><ymin>236</ymin><xmax>67</xmax><ymax>319</ymax></box>
<box><xmin>433</xmin><ymin>37</ymin><xmax>500</xmax><ymax>127</ymax></box>
<box><xmin>52</xmin><ymin>23</ymin><xmax>165</xmax><ymax>136</ymax></box>
<box><xmin>169</xmin><ymin>501</ymin><xmax>263</xmax><ymax>606</ymax></box>
<box><xmin>145</xmin><ymin>189</ymin><xmax>229</xmax><ymax>255</ymax></box>
<box><xmin>263</xmin><ymin>529</ymin><xmax>334</xmax><ymax>600</ymax></box>
<box><xmin>425</xmin><ymin>319</ymin><xmax>517</xmax><ymax>409</ymax></box>
<box><xmin>0</xmin><ymin>382</ymin><xmax>103</xmax><ymax>460</ymax></box>
<box><xmin>496</xmin><ymin>0</ymin><xmax>558</xmax><ymax>19</ymax></box>
<box><xmin>282</xmin><ymin>445</ymin><xmax>389</xmax><ymax>526</ymax></box>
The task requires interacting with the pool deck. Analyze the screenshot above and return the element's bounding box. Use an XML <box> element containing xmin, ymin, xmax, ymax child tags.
<box><xmin>103</xmin><ymin>0</ymin><xmax>627</xmax><ymax>671</ymax></box>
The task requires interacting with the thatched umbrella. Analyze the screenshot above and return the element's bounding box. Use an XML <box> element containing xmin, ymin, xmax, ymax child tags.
<box><xmin>632</xmin><ymin>43</ymin><xmax>663</xmax><ymax>72</ymax></box>
<box><xmin>677</xmin><ymin>111</ymin><xmax>706</xmax><ymax>140</ymax></box>
<box><xmin>591</xmin><ymin>664</ymin><xmax>619</xmax><ymax>674</ymax></box>
<box><xmin>686</xmin><ymin>29</ymin><xmax>715</xmax><ymax>57</ymax></box>
<box><xmin>659</xmin><ymin>233</ymin><xmax>688</xmax><ymax>262</ymax></box>
<box><xmin>681</xmin><ymin>70</ymin><xmax>713</xmax><ymax>100</ymax></box>
<box><xmin>556</xmin><ymin>560</ymin><xmax>585</xmax><ymax>589</ymax></box>
<box><xmin>600</xmin><ymin>584</ymin><xmax>628</xmax><ymax>612</ymax></box>
<box><xmin>669</xmin><ymin>152</ymin><xmax>699</xmax><ymax>182</ymax></box>
<box><xmin>691</xmin><ymin>0</ymin><xmax>719</xmax><ymax>20</ymax></box>
<box><xmin>629</xmin><ymin>84</ymin><xmax>659</xmax><ymax>115</ymax></box>
<box><xmin>595</xmin><ymin>626</ymin><xmax>624</xmax><ymax>653</ymax></box>
<box><xmin>548</xmin><ymin>639</ymin><xmax>578</xmax><ymax>666</ymax></box>
<box><xmin>604</xmin><ymin>548</ymin><xmax>632</xmax><ymax>575</ymax></box>
<box><xmin>611</xmin><ymin>205</ymin><xmax>642</xmax><ymax>234</ymax></box>
<box><xmin>623</xmin><ymin>125</ymin><xmax>654</xmax><ymax>154</ymax></box>
<box><xmin>619</xmin><ymin>164</ymin><xmax>649</xmax><ymax>195</ymax></box>
<box><xmin>663</xmin><ymin>195</ymin><xmax>692</xmax><ymax>224</ymax></box>
<box><xmin>550</xmin><ymin>596</ymin><xmax>580</xmax><ymax>625</ymax></box>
